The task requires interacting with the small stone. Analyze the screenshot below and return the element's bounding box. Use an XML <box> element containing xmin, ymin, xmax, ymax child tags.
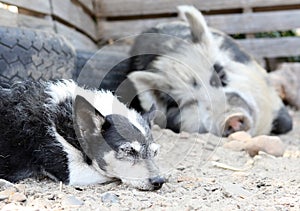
<box><xmin>222</xmin><ymin>182</ymin><xmax>252</xmax><ymax>199</ymax></box>
<box><xmin>9</xmin><ymin>192</ymin><xmax>27</xmax><ymax>202</ymax></box>
<box><xmin>179</xmin><ymin>131</ymin><xmax>190</xmax><ymax>139</ymax></box>
<box><xmin>0</xmin><ymin>179</ymin><xmax>14</xmax><ymax>190</ymax></box>
<box><xmin>0</xmin><ymin>194</ymin><xmax>8</xmax><ymax>201</ymax></box>
<box><xmin>225</xmin><ymin>133</ymin><xmax>285</xmax><ymax>157</ymax></box>
<box><xmin>246</xmin><ymin>135</ymin><xmax>285</xmax><ymax>157</ymax></box>
<box><xmin>101</xmin><ymin>192</ymin><xmax>119</xmax><ymax>204</ymax></box>
<box><xmin>0</xmin><ymin>187</ymin><xmax>17</xmax><ymax>199</ymax></box>
<box><xmin>62</xmin><ymin>195</ymin><xmax>84</xmax><ymax>206</ymax></box>
<box><xmin>223</xmin><ymin>140</ymin><xmax>246</xmax><ymax>151</ymax></box>
<box><xmin>228</xmin><ymin>131</ymin><xmax>252</xmax><ymax>142</ymax></box>
<box><xmin>208</xmin><ymin>155</ymin><xmax>220</xmax><ymax>161</ymax></box>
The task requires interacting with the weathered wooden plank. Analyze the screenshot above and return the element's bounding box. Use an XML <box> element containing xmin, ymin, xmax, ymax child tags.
<box><xmin>99</xmin><ymin>18</ymin><xmax>174</xmax><ymax>39</ymax></box>
<box><xmin>77</xmin><ymin>0</ymin><xmax>94</xmax><ymax>14</ymax></box>
<box><xmin>55</xmin><ymin>21</ymin><xmax>98</xmax><ymax>51</ymax></box>
<box><xmin>0</xmin><ymin>8</ymin><xmax>18</xmax><ymax>27</ymax></box>
<box><xmin>51</xmin><ymin>0</ymin><xmax>97</xmax><ymax>40</ymax></box>
<box><xmin>0</xmin><ymin>8</ymin><xmax>54</xmax><ymax>31</ymax></box>
<box><xmin>206</xmin><ymin>10</ymin><xmax>300</xmax><ymax>34</ymax></box>
<box><xmin>0</xmin><ymin>0</ymin><xmax>51</xmax><ymax>14</ymax></box>
<box><xmin>99</xmin><ymin>10</ymin><xmax>300</xmax><ymax>39</ymax></box>
<box><xmin>96</xmin><ymin>37</ymin><xmax>300</xmax><ymax>62</ymax></box>
<box><xmin>238</xmin><ymin>37</ymin><xmax>300</xmax><ymax>58</ymax></box>
<box><xmin>98</xmin><ymin>0</ymin><xmax>300</xmax><ymax>17</ymax></box>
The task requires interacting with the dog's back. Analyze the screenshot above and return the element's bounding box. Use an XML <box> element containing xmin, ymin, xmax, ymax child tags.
<box><xmin>0</xmin><ymin>80</ymin><xmax>165</xmax><ymax>190</ymax></box>
<box><xmin>0</xmin><ymin>81</ymin><xmax>71</xmax><ymax>182</ymax></box>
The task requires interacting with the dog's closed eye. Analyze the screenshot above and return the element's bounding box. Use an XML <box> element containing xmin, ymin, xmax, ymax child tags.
<box><xmin>117</xmin><ymin>142</ymin><xmax>140</xmax><ymax>159</ymax></box>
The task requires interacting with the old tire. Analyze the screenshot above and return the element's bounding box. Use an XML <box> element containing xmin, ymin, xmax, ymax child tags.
<box><xmin>75</xmin><ymin>50</ymin><xmax>143</xmax><ymax>111</ymax></box>
<box><xmin>0</xmin><ymin>26</ymin><xmax>76</xmax><ymax>83</ymax></box>
<box><xmin>75</xmin><ymin>50</ymin><xmax>132</xmax><ymax>90</ymax></box>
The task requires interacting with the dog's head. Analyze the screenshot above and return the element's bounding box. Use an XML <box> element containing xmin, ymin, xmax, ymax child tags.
<box><xmin>128</xmin><ymin>5</ymin><xmax>292</xmax><ymax>136</ymax></box>
<box><xmin>73</xmin><ymin>95</ymin><xmax>164</xmax><ymax>190</ymax></box>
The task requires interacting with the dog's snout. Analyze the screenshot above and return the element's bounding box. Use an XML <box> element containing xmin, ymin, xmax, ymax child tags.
<box><xmin>223</xmin><ymin>115</ymin><xmax>250</xmax><ymax>137</ymax></box>
<box><xmin>149</xmin><ymin>176</ymin><xmax>165</xmax><ymax>190</ymax></box>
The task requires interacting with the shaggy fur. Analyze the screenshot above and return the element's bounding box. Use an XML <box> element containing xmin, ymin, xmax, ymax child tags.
<box><xmin>128</xmin><ymin>5</ymin><xmax>292</xmax><ymax>136</ymax></box>
<box><xmin>0</xmin><ymin>80</ymin><xmax>164</xmax><ymax>190</ymax></box>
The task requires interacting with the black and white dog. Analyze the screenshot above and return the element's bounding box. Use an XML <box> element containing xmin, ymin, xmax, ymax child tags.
<box><xmin>128</xmin><ymin>5</ymin><xmax>292</xmax><ymax>137</ymax></box>
<box><xmin>0</xmin><ymin>80</ymin><xmax>164</xmax><ymax>190</ymax></box>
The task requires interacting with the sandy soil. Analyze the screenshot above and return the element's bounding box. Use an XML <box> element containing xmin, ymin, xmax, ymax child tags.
<box><xmin>0</xmin><ymin>110</ymin><xmax>299</xmax><ymax>211</ymax></box>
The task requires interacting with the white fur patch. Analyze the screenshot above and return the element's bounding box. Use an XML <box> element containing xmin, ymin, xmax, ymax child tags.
<box><xmin>131</xmin><ymin>141</ymin><xmax>142</xmax><ymax>152</ymax></box>
<box><xmin>150</xmin><ymin>143</ymin><xmax>160</xmax><ymax>153</ymax></box>
<box><xmin>45</xmin><ymin>79</ymin><xmax>146</xmax><ymax>135</ymax></box>
<box><xmin>104</xmin><ymin>151</ymin><xmax>149</xmax><ymax>179</ymax></box>
<box><xmin>53</xmin><ymin>128</ymin><xmax>111</xmax><ymax>185</ymax></box>
<box><xmin>45</xmin><ymin>80</ymin><xmax>77</xmax><ymax>104</ymax></box>
<box><xmin>177</xmin><ymin>5</ymin><xmax>207</xmax><ymax>30</ymax></box>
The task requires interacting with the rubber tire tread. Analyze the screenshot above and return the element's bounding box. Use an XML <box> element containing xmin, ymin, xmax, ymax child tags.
<box><xmin>0</xmin><ymin>26</ymin><xmax>76</xmax><ymax>84</ymax></box>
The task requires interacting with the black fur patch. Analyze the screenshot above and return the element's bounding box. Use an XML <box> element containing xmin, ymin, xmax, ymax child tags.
<box><xmin>271</xmin><ymin>107</ymin><xmax>293</xmax><ymax>134</ymax></box>
<box><xmin>103</xmin><ymin>114</ymin><xmax>149</xmax><ymax>150</ymax></box>
<box><xmin>130</xmin><ymin>24</ymin><xmax>193</xmax><ymax>73</ymax></box>
<box><xmin>154</xmin><ymin>91</ymin><xmax>181</xmax><ymax>133</ymax></box>
<box><xmin>102</xmin><ymin>114</ymin><xmax>154</xmax><ymax>159</ymax></box>
<box><xmin>166</xmin><ymin>107</ymin><xmax>181</xmax><ymax>133</ymax></box>
<box><xmin>219</xmin><ymin>35</ymin><xmax>251</xmax><ymax>64</ymax></box>
<box><xmin>192</xmin><ymin>77</ymin><xmax>200</xmax><ymax>88</ymax></box>
<box><xmin>0</xmin><ymin>81</ymin><xmax>71</xmax><ymax>183</ymax></box>
<box><xmin>210</xmin><ymin>63</ymin><xmax>228</xmax><ymax>87</ymax></box>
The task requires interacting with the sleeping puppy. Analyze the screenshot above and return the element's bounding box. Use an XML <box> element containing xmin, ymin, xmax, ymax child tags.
<box><xmin>0</xmin><ymin>79</ymin><xmax>164</xmax><ymax>191</ymax></box>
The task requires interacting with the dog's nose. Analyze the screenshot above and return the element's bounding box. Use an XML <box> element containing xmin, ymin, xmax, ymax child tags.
<box><xmin>149</xmin><ymin>176</ymin><xmax>165</xmax><ymax>190</ymax></box>
<box><xmin>223</xmin><ymin>115</ymin><xmax>250</xmax><ymax>137</ymax></box>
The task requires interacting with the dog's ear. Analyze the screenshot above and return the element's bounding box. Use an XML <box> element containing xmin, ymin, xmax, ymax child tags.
<box><xmin>128</xmin><ymin>71</ymin><xmax>168</xmax><ymax>92</ymax></box>
<box><xmin>142</xmin><ymin>104</ymin><xmax>156</xmax><ymax>125</ymax></box>
<box><xmin>177</xmin><ymin>5</ymin><xmax>213</xmax><ymax>45</ymax></box>
<box><xmin>128</xmin><ymin>71</ymin><xmax>169</xmax><ymax>110</ymax></box>
<box><xmin>73</xmin><ymin>95</ymin><xmax>107</xmax><ymax>158</ymax></box>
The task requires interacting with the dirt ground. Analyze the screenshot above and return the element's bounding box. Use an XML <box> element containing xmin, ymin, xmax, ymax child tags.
<box><xmin>0</xmin><ymin>109</ymin><xmax>299</xmax><ymax>211</ymax></box>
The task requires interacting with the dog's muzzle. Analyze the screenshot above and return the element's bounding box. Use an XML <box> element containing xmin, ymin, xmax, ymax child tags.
<box><xmin>149</xmin><ymin>176</ymin><xmax>166</xmax><ymax>190</ymax></box>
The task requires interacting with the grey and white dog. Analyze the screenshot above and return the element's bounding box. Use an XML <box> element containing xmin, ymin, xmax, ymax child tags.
<box><xmin>0</xmin><ymin>79</ymin><xmax>164</xmax><ymax>190</ymax></box>
<box><xmin>128</xmin><ymin>5</ymin><xmax>292</xmax><ymax>137</ymax></box>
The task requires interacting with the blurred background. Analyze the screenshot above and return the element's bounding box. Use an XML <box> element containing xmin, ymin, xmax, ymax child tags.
<box><xmin>0</xmin><ymin>0</ymin><xmax>299</xmax><ymax>71</ymax></box>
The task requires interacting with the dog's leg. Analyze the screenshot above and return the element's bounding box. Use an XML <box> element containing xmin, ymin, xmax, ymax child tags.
<box><xmin>51</xmin><ymin>130</ymin><xmax>112</xmax><ymax>185</ymax></box>
<box><xmin>0</xmin><ymin>133</ymin><xmax>70</xmax><ymax>183</ymax></box>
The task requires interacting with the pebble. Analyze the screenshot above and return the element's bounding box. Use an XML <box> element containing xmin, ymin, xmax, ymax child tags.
<box><xmin>0</xmin><ymin>187</ymin><xmax>17</xmax><ymax>199</ymax></box>
<box><xmin>222</xmin><ymin>182</ymin><xmax>252</xmax><ymax>199</ymax></box>
<box><xmin>0</xmin><ymin>179</ymin><xmax>14</xmax><ymax>190</ymax></box>
<box><xmin>9</xmin><ymin>192</ymin><xmax>27</xmax><ymax>202</ymax></box>
<box><xmin>246</xmin><ymin>135</ymin><xmax>285</xmax><ymax>157</ymax></box>
<box><xmin>179</xmin><ymin>131</ymin><xmax>190</xmax><ymax>139</ymax></box>
<box><xmin>0</xmin><ymin>194</ymin><xmax>8</xmax><ymax>201</ymax></box>
<box><xmin>224</xmin><ymin>132</ymin><xmax>285</xmax><ymax>157</ymax></box>
<box><xmin>62</xmin><ymin>195</ymin><xmax>84</xmax><ymax>206</ymax></box>
<box><xmin>223</xmin><ymin>140</ymin><xmax>246</xmax><ymax>151</ymax></box>
<box><xmin>228</xmin><ymin>131</ymin><xmax>252</xmax><ymax>142</ymax></box>
<box><xmin>101</xmin><ymin>192</ymin><xmax>119</xmax><ymax>204</ymax></box>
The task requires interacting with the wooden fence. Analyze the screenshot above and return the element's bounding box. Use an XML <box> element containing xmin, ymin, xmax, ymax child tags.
<box><xmin>97</xmin><ymin>0</ymin><xmax>300</xmax><ymax>69</ymax></box>
<box><xmin>0</xmin><ymin>0</ymin><xmax>98</xmax><ymax>51</ymax></box>
<box><xmin>0</xmin><ymin>0</ymin><xmax>300</xmax><ymax>70</ymax></box>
